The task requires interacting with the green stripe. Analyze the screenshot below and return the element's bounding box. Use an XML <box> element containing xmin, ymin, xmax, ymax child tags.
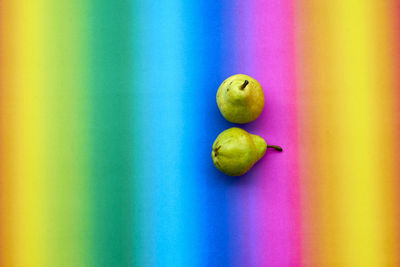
<box><xmin>88</xmin><ymin>1</ymin><xmax>134</xmax><ymax>266</ymax></box>
<box><xmin>46</xmin><ymin>1</ymin><xmax>92</xmax><ymax>266</ymax></box>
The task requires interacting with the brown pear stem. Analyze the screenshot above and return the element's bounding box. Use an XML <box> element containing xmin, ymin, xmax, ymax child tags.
<box><xmin>267</xmin><ymin>145</ymin><xmax>283</xmax><ymax>152</ymax></box>
<box><xmin>241</xmin><ymin>80</ymin><xmax>249</xmax><ymax>90</ymax></box>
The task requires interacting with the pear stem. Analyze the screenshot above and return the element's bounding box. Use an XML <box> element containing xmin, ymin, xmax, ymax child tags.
<box><xmin>267</xmin><ymin>145</ymin><xmax>283</xmax><ymax>152</ymax></box>
<box><xmin>241</xmin><ymin>80</ymin><xmax>249</xmax><ymax>90</ymax></box>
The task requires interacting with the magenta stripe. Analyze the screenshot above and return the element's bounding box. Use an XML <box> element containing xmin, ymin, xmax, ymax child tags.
<box><xmin>237</xmin><ymin>0</ymin><xmax>302</xmax><ymax>265</ymax></box>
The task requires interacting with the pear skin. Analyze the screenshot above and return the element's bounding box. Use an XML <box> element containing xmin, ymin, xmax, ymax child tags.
<box><xmin>250</xmin><ymin>134</ymin><xmax>267</xmax><ymax>161</ymax></box>
<box><xmin>216</xmin><ymin>74</ymin><xmax>264</xmax><ymax>123</ymax></box>
<box><xmin>212</xmin><ymin>127</ymin><xmax>280</xmax><ymax>176</ymax></box>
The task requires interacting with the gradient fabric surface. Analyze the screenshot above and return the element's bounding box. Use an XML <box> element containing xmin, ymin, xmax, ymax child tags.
<box><xmin>1</xmin><ymin>0</ymin><xmax>400</xmax><ymax>266</ymax></box>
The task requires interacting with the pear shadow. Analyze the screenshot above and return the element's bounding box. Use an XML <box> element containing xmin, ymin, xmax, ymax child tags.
<box><xmin>217</xmin><ymin>147</ymin><xmax>285</xmax><ymax>187</ymax></box>
<box><xmin>212</xmin><ymin>162</ymin><xmax>262</xmax><ymax>187</ymax></box>
<box><xmin>241</xmin><ymin>110</ymin><xmax>270</xmax><ymax>133</ymax></box>
<box><xmin>216</xmin><ymin>171</ymin><xmax>249</xmax><ymax>186</ymax></box>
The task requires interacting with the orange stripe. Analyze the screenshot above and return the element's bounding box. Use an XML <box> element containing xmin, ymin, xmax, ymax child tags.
<box><xmin>379</xmin><ymin>0</ymin><xmax>400</xmax><ymax>259</ymax></box>
<box><xmin>0</xmin><ymin>1</ymin><xmax>16</xmax><ymax>266</ymax></box>
<box><xmin>295</xmin><ymin>2</ymin><xmax>342</xmax><ymax>264</ymax></box>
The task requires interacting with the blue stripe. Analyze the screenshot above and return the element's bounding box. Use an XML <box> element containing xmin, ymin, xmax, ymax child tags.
<box><xmin>136</xmin><ymin>1</ymin><xmax>239</xmax><ymax>266</ymax></box>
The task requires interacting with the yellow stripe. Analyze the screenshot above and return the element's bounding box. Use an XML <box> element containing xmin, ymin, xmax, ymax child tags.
<box><xmin>12</xmin><ymin>1</ymin><xmax>49</xmax><ymax>266</ymax></box>
<box><xmin>297</xmin><ymin>0</ymin><xmax>400</xmax><ymax>265</ymax></box>
<box><xmin>332</xmin><ymin>1</ymin><xmax>399</xmax><ymax>265</ymax></box>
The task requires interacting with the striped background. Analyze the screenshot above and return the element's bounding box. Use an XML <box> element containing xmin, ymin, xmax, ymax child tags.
<box><xmin>1</xmin><ymin>0</ymin><xmax>400</xmax><ymax>266</ymax></box>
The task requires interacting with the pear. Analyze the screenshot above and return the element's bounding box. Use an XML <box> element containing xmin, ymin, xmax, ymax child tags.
<box><xmin>211</xmin><ymin>127</ymin><xmax>282</xmax><ymax>176</ymax></box>
<box><xmin>216</xmin><ymin>74</ymin><xmax>265</xmax><ymax>123</ymax></box>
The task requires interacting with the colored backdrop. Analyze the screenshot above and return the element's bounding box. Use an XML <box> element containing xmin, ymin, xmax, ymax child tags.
<box><xmin>1</xmin><ymin>0</ymin><xmax>400</xmax><ymax>266</ymax></box>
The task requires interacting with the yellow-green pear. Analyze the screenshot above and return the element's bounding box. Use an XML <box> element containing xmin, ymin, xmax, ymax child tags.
<box><xmin>216</xmin><ymin>74</ymin><xmax>264</xmax><ymax>123</ymax></box>
<box><xmin>211</xmin><ymin>127</ymin><xmax>282</xmax><ymax>176</ymax></box>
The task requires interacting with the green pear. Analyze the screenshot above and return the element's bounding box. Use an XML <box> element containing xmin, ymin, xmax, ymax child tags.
<box><xmin>216</xmin><ymin>74</ymin><xmax>265</xmax><ymax>123</ymax></box>
<box><xmin>211</xmin><ymin>127</ymin><xmax>282</xmax><ymax>176</ymax></box>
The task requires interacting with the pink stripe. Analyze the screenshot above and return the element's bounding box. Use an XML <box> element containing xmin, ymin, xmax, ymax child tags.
<box><xmin>236</xmin><ymin>0</ymin><xmax>301</xmax><ymax>265</ymax></box>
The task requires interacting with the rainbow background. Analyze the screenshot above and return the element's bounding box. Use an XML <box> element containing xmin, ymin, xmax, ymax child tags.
<box><xmin>1</xmin><ymin>0</ymin><xmax>400</xmax><ymax>266</ymax></box>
